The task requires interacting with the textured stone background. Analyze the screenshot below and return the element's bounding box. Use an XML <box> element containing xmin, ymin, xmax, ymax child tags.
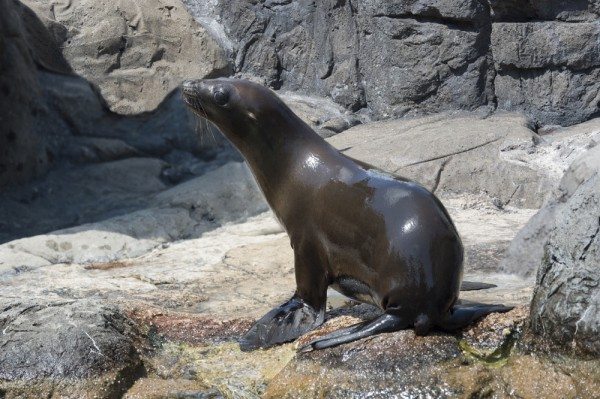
<box><xmin>1</xmin><ymin>0</ymin><xmax>599</xmax><ymax>397</ymax></box>
<box><xmin>3</xmin><ymin>0</ymin><xmax>599</xmax><ymax>189</ymax></box>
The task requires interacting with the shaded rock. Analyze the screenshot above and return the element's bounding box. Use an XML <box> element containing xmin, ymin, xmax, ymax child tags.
<box><xmin>0</xmin><ymin>0</ymin><xmax>51</xmax><ymax>187</ymax></box>
<box><xmin>492</xmin><ymin>22</ymin><xmax>600</xmax><ymax>126</ymax></box>
<box><xmin>60</xmin><ymin>137</ymin><xmax>141</xmax><ymax>164</ymax></box>
<box><xmin>529</xmin><ymin>145</ymin><xmax>600</xmax><ymax>357</ymax></box>
<box><xmin>152</xmin><ymin>161</ymin><xmax>267</xmax><ymax>225</ymax></box>
<box><xmin>0</xmin><ymin>157</ymin><xmax>169</xmax><ymax>244</ymax></box>
<box><xmin>0</xmin><ymin>298</ymin><xmax>143</xmax><ymax>397</ymax></box>
<box><xmin>328</xmin><ymin>112</ymin><xmax>553</xmax><ymax>208</ymax></box>
<box><xmin>23</xmin><ymin>0</ymin><xmax>231</xmax><ymax>114</ymax></box>
<box><xmin>0</xmin><ymin>161</ymin><xmax>267</xmax><ymax>267</ymax></box>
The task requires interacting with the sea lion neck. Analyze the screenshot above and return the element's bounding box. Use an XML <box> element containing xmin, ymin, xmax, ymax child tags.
<box><xmin>233</xmin><ymin>111</ymin><xmax>339</xmax><ymax>221</ymax></box>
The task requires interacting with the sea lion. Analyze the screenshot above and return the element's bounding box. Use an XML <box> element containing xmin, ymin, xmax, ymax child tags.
<box><xmin>181</xmin><ymin>78</ymin><xmax>510</xmax><ymax>352</ymax></box>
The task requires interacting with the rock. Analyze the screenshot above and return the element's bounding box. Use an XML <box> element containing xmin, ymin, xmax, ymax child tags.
<box><xmin>124</xmin><ymin>378</ymin><xmax>222</xmax><ymax>399</ymax></box>
<box><xmin>0</xmin><ymin>298</ymin><xmax>143</xmax><ymax>398</ymax></box>
<box><xmin>280</xmin><ymin>91</ymin><xmax>362</xmax><ymax>137</ymax></box>
<box><xmin>0</xmin><ymin>161</ymin><xmax>267</xmax><ymax>267</ymax></box>
<box><xmin>359</xmin><ymin>0</ymin><xmax>488</xmax><ymax>22</ymax></box>
<box><xmin>0</xmin><ymin>0</ymin><xmax>51</xmax><ymax>187</ymax></box>
<box><xmin>492</xmin><ymin>22</ymin><xmax>600</xmax><ymax>126</ymax></box>
<box><xmin>529</xmin><ymin>144</ymin><xmax>600</xmax><ymax>357</ymax></box>
<box><xmin>328</xmin><ymin>112</ymin><xmax>553</xmax><ymax>208</ymax></box>
<box><xmin>356</xmin><ymin>5</ymin><xmax>493</xmax><ymax>119</ymax></box>
<box><xmin>152</xmin><ymin>161</ymin><xmax>267</xmax><ymax>225</ymax></box>
<box><xmin>488</xmin><ymin>0</ymin><xmax>600</xmax><ymax>22</ymax></box>
<box><xmin>22</xmin><ymin>0</ymin><xmax>231</xmax><ymax>114</ymax></box>
<box><xmin>266</xmin><ymin>329</ymin><xmax>462</xmax><ymax>398</ymax></box>
<box><xmin>1</xmin><ymin>0</ymin><xmax>225</xmax><ymax>191</ymax></box>
<box><xmin>3</xmin><ymin>207</ymin><xmax>196</xmax><ymax>266</ymax></box>
<box><xmin>500</xmin><ymin>119</ymin><xmax>600</xmax><ymax>277</ymax></box>
<box><xmin>185</xmin><ymin>0</ymin><xmax>493</xmax><ymax>118</ymax></box>
<box><xmin>60</xmin><ymin>137</ymin><xmax>141</xmax><ymax>164</ymax></box>
<box><xmin>492</xmin><ymin>23</ymin><xmax>600</xmax><ymax>70</ymax></box>
<box><xmin>0</xmin><ymin>157</ymin><xmax>169</xmax><ymax>244</ymax></box>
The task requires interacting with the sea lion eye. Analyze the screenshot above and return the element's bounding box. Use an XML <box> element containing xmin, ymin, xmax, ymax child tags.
<box><xmin>213</xmin><ymin>89</ymin><xmax>229</xmax><ymax>106</ymax></box>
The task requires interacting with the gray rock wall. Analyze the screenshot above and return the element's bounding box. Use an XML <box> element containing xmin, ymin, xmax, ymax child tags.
<box><xmin>183</xmin><ymin>0</ymin><xmax>600</xmax><ymax>126</ymax></box>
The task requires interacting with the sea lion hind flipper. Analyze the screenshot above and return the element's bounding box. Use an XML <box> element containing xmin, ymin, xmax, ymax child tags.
<box><xmin>239</xmin><ymin>296</ymin><xmax>324</xmax><ymax>351</ymax></box>
<box><xmin>438</xmin><ymin>303</ymin><xmax>513</xmax><ymax>332</ymax></box>
<box><xmin>298</xmin><ymin>313</ymin><xmax>409</xmax><ymax>352</ymax></box>
<box><xmin>460</xmin><ymin>281</ymin><xmax>497</xmax><ymax>291</ymax></box>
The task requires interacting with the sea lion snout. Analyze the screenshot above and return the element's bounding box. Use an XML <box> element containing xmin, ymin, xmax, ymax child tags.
<box><xmin>181</xmin><ymin>79</ymin><xmax>208</xmax><ymax>114</ymax></box>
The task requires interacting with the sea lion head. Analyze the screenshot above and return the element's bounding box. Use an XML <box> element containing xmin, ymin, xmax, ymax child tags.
<box><xmin>181</xmin><ymin>78</ymin><xmax>295</xmax><ymax>144</ymax></box>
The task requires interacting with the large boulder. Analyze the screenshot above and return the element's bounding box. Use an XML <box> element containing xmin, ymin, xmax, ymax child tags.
<box><xmin>22</xmin><ymin>0</ymin><xmax>231</xmax><ymax>114</ymax></box>
<box><xmin>500</xmin><ymin>118</ymin><xmax>600</xmax><ymax>276</ymax></box>
<box><xmin>0</xmin><ymin>298</ymin><xmax>143</xmax><ymax>398</ymax></box>
<box><xmin>183</xmin><ymin>0</ymin><xmax>600</xmax><ymax>127</ymax></box>
<box><xmin>356</xmin><ymin>1</ymin><xmax>493</xmax><ymax>119</ymax></box>
<box><xmin>528</xmin><ymin>144</ymin><xmax>600</xmax><ymax>357</ymax></box>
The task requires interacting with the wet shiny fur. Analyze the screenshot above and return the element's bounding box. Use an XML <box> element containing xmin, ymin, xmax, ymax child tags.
<box><xmin>182</xmin><ymin>78</ymin><xmax>511</xmax><ymax>351</ymax></box>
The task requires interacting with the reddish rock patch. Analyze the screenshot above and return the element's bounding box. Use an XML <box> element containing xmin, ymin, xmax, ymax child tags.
<box><xmin>126</xmin><ymin>307</ymin><xmax>254</xmax><ymax>346</ymax></box>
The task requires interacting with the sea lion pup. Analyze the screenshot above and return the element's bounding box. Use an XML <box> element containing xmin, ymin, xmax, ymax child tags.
<box><xmin>181</xmin><ymin>78</ymin><xmax>511</xmax><ymax>352</ymax></box>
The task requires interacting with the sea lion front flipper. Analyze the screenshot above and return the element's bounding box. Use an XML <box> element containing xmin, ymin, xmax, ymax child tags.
<box><xmin>239</xmin><ymin>295</ymin><xmax>324</xmax><ymax>351</ymax></box>
<box><xmin>438</xmin><ymin>303</ymin><xmax>513</xmax><ymax>332</ymax></box>
<box><xmin>298</xmin><ymin>313</ymin><xmax>409</xmax><ymax>352</ymax></box>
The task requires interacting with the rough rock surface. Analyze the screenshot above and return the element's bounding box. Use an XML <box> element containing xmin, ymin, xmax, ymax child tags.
<box><xmin>492</xmin><ymin>21</ymin><xmax>600</xmax><ymax>126</ymax></box>
<box><xmin>0</xmin><ymin>299</ymin><xmax>144</xmax><ymax>398</ymax></box>
<box><xmin>22</xmin><ymin>0</ymin><xmax>231</xmax><ymax>114</ymax></box>
<box><xmin>0</xmin><ymin>0</ymin><xmax>55</xmax><ymax>187</ymax></box>
<box><xmin>184</xmin><ymin>0</ymin><xmax>495</xmax><ymax>118</ymax></box>
<box><xmin>500</xmin><ymin>119</ymin><xmax>600</xmax><ymax>277</ymax></box>
<box><xmin>329</xmin><ymin>111</ymin><xmax>598</xmax><ymax>208</ymax></box>
<box><xmin>183</xmin><ymin>0</ymin><xmax>600</xmax><ymax>126</ymax></box>
<box><xmin>0</xmin><ymin>299</ymin><xmax>141</xmax><ymax>380</ymax></box>
<box><xmin>527</xmin><ymin>144</ymin><xmax>600</xmax><ymax>357</ymax></box>
<box><xmin>488</xmin><ymin>0</ymin><xmax>600</xmax><ymax>22</ymax></box>
<box><xmin>0</xmin><ymin>0</ymin><xmax>227</xmax><ymax>189</ymax></box>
